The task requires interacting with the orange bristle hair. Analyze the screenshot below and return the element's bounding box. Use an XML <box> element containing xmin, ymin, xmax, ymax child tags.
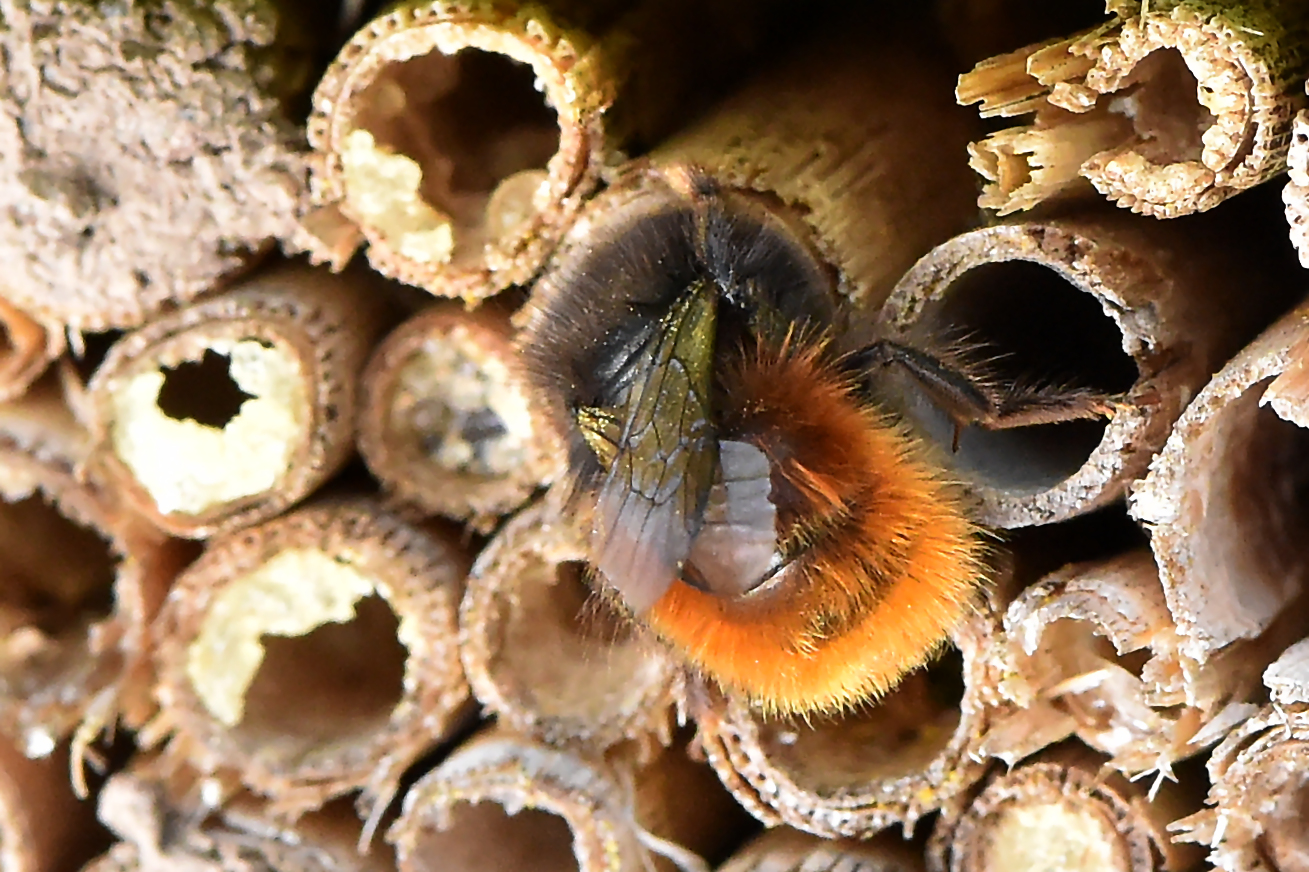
<box><xmin>646</xmin><ymin>337</ymin><xmax>988</xmax><ymax>715</ymax></box>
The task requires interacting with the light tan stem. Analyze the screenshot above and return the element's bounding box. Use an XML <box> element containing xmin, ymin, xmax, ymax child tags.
<box><xmin>149</xmin><ymin>498</ymin><xmax>472</xmax><ymax>822</ymax></box>
<box><xmin>1130</xmin><ymin>297</ymin><xmax>1309</xmax><ymax>702</ymax></box>
<box><xmin>86</xmin><ymin>263</ymin><xmax>394</xmax><ymax>538</ymax></box>
<box><xmin>928</xmin><ymin>744</ymin><xmax>1203</xmax><ymax>872</ymax></box>
<box><xmin>959</xmin><ymin>0</ymin><xmax>1309</xmax><ymax>217</ymax></box>
<box><xmin>387</xmin><ymin>726</ymin><xmax>746</xmax><ymax>872</ymax></box>
<box><xmin>0</xmin><ymin>377</ymin><xmax>183</xmax><ymax>752</ymax></box>
<box><xmin>303</xmin><ymin>0</ymin><xmax>800</xmax><ymax>301</ymax></box>
<box><xmin>686</xmin><ymin>576</ymin><xmax>1009</xmax><ymax>838</ymax></box>
<box><xmin>459</xmin><ymin>499</ymin><xmax>677</xmax><ymax>755</ymax></box>
<box><xmin>879</xmin><ymin>200</ymin><xmax>1301</xmax><ymax>527</ymax></box>
<box><xmin>1284</xmin><ymin>108</ymin><xmax>1309</xmax><ymax>265</ymax></box>
<box><xmin>358</xmin><ymin>301</ymin><xmax>563</xmax><ymax>531</ymax></box>
<box><xmin>0</xmin><ymin>0</ymin><xmax>313</xmax><ymax>332</ymax></box>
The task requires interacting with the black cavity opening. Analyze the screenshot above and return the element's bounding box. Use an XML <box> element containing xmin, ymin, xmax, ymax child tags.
<box><xmin>756</xmin><ymin>647</ymin><xmax>967</xmax><ymax>792</ymax></box>
<box><xmin>1112</xmin><ymin>48</ymin><xmax>1216</xmax><ymax>166</ymax></box>
<box><xmin>1190</xmin><ymin>383</ymin><xmax>1309</xmax><ymax>634</ymax></box>
<box><xmin>353</xmin><ymin>48</ymin><xmax>560</xmax><ymax>230</ymax></box>
<box><xmin>235</xmin><ymin>594</ymin><xmax>407</xmax><ymax>756</ymax></box>
<box><xmin>903</xmin><ymin>260</ymin><xmax>1138</xmax><ymax>494</ymax></box>
<box><xmin>409</xmin><ymin>803</ymin><xmax>578</xmax><ymax>872</ymax></box>
<box><xmin>156</xmin><ymin>349</ymin><xmax>255</xmax><ymax>429</ymax></box>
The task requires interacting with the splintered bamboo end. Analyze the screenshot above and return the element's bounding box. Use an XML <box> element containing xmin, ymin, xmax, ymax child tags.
<box><xmin>360</xmin><ymin>303</ymin><xmax>562</xmax><ymax>529</ymax></box>
<box><xmin>962</xmin><ymin>3</ymin><xmax>1306</xmax><ymax>217</ymax></box>
<box><xmin>305</xmin><ymin>2</ymin><xmax>594</xmax><ymax>299</ymax></box>
<box><xmin>154</xmin><ymin>500</ymin><xmax>470</xmax><ymax>817</ymax></box>
<box><xmin>460</xmin><ymin>500</ymin><xmax>677</xmax><ymax>754</ymax></box>
<box><xmin>0</xmin><ymin>0</ymin><xmax>308</xmax><ymax>331</ymax></box>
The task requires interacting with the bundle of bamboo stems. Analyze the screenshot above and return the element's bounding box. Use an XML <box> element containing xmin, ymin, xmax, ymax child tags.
<box><xmin>2</xmin><ymin>1</ymin><xmax>1309</xmax><ymax>871</ymax></box>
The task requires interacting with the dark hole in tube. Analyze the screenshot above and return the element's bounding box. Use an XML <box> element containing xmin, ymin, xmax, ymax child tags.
<box><xmin>409</xmin><ymin>803</ymin><xmax>579</xmax><ymax>872</ymax></box>
<box><xmin>900</xmin><ymin>260</ymin><xmax>1138</xmax><ymax>494</ymax></box>
<box><xmin>354</xmin><ymin>48</ymin><xmax>560</xmax><ymax>230</ymax></box>
<box><xmin>236</xmin><ymin>594</ymin><xmax>408</xmax><ymax>756</ymax></box>
<box><xmin>156</xmin><ymin>349</ymin><xmax>255</xmax><ymax>429</ymax></box>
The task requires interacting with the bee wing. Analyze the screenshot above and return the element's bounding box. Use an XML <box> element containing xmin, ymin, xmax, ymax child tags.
<box><xmin>685</xmin><ymin>439</ymin><xmax>777</xmax><ymax>597</ymax></box>
<box><xmin>591</xmin><ymin>282</ymin><xmax>718</xmax><ymax>613</ymax></box>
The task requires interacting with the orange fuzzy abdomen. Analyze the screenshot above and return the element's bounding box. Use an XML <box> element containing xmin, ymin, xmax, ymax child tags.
<box><xmin>646</xmin><ymin>342</ymin><xmax>987</xmax><ymax>715</ymax></box>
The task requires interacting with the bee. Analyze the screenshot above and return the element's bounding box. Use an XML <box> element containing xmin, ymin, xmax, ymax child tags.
<box><xmin>519</xmin><ymin>167</ymin><xmax>1117</xmax><ymax>715</ymax></box>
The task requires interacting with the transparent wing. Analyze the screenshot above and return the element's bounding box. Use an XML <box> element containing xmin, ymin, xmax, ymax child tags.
<box><xmin>588</xmin><ymin>280</ymin><xmax>718</xmax><ymax>613</ymax></box>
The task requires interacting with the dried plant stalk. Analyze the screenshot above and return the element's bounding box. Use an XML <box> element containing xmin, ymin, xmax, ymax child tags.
<box><xmin>718</xmin><ymin>827</ymin><xmax>926</xmax><ymax>872</ymax></box>
<box><xmin>303</xmin><ymin>0</ymin><xmax>797</xmax><ymax>301</ymax></box>
<box><xmin>0</xmin><ymin>738</ymin><xmax>101</xmax><ymax>872</ymax></box>
<box><xmin>387</xmin><ymin>726</ymin><xmax>745</xmax><ymax>872</ymax></box>
<box><xmin>685</xmin><ymin>578</ymin><xmax>1008</xmax><ymax>838</ymax></box>
<box><xmin>627</xmin><ymin>11</ymin><xmax>979</xmax><ymax>311</ymax></box>
<box><xmin>0</xmin><ymin>294</ymin><xmax>57</xmax><ymax>404</ymax></box>
<box><xmin>1171</xmin><ymin>651</ymin><xmax>1309</xmax><ymax>872</ymax></box>
<box><xmin>958</xmin><ymin>0</ymin><xmax>1309</xmax><ymax>217</ymax></box>
<box><xmin>149</xmin><ymin>498</ymin><xmax>472</xmax><ymax>821</ymax></box>
<box><xmin>879</xmin><ymin>202</ymin><xmax>1300</xmax><ymax>527</ymax></box>
<box><xmin>0</xmin><ymin>0</ymin><xmax>313</xmax><ymax>332</ymax></box>
<box><xmin>928</xmin><ymin>744</ymin><xmax>1203</xmax><ymax>872</ymax></box>
<box><xmin>92</xmin><ymin>764</ymin><xmax>395</xmax><ymax>872</ymax></box>
<box><xmin>459</xmin><ymin>499</ymin><xmax>677</xmax><ymax>754</ymax></box>
<box><xmin>0</xmin><ymin>377</ymin><xmax>183</xmax><ymax>753</ymax></box>
<box><xmin>984</xmin><ymin>550</ymin><xmax>1222</xmax><ymax>777</ymax></box>
<box><xmin>1130</xmin><ymin>297</ymin><xmax>1309</xmax><ymax>702</ymax></box>
<box><xmin>358</xmin><ymin>301</ymin><xmax>563</xmax><ymax>531</ymax></box>
<box><xmin>86</xmin><ymin>263</ymin><xmax>394</xmax><ymax>539</ymax></box>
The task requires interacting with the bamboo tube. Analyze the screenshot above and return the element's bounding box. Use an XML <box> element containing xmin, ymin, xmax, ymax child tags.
<box><xmin>718</xmin><ymin>827</ymin><xmax>926</xmax><ymax>872</ymax></box>
<box><xmin>387</xmin><ymin>726</ymin><xmax>748</xmax><ymax>872</ymax></box>
<box><xmin>1284</xmin><ymin>109</ymin><xmax>1309</xmax><ymax>265</ymax></box>
<box><xmin>0</xmin><ymin>738</ymin><xmax>103</xmax><ymax>872</ymax></box>
<box><xmin>0</xmin><ymin>376</ymin><xmax>184</xmax><ymax>753</ymax></box>
<box><xmin>957</xmin><ymin>0</ymin><xmax>1309</xmax><ymax>218</ymax></box>
<box><xmin>685</xmin><ymin>578</ymin><xmax>1008</xmax><ymax>838</ymax></box>
<box><xmin>92</xmin><ymin>765</ymin><xmax>395</xmax><ymax>872</ymax></box>
<box><xmin>0</xmin><ymin>294</ymin><xmax>57</xmax><ymax>404</ymax></box>
<box><xmin>878</xmin><ymin>197</ymin><xmax>1300</xmax><ymax>528</ymax></box>
<box><xmin>0</xmin><ymin>0</ymin><xmax>314</xmax><ymax>332</ymax></box>
<box><xmin>1130</xmin><ymin>297</ymin><xmax>1309</xmax><ymax>702</ymax></box>
<box><xmin>85</xmin><ymin>263</ymin><xmax>394</xmax><ymax>539</ymax></box>
<box><xmin>302</xmin><ymin>0</ymin><xmax>804</xmax><ymax>301</ymax></box>
<box><xmin>358</xmin><ymin>301</ymin><xmax>563</xmax><ymax>531</ymax></box>
<box><xmin>459</xmin><ymin>499</ymin><xmax>678</xmax><ymax>754</ymax></box>
<box><xmin>148</xmin><ymin>498</ymin><xmax>473</xmax><ymax>821</ymax></box>
<box><xmin>1172</xmin><ymin>701</ymin><xmax>1309</xmax><ymax>869</ymax></box>
<box><xmin>985</xmin><ymin>551</ymin><xmax>1227</xmax><ymax>777</ymax></box>
<box><xmin>927</xmin><ymin>743</ymin><xmax>1204</xmax><ymax>872</ymax></box>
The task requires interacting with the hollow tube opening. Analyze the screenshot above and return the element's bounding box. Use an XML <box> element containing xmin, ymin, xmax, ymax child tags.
<box><xmin>390</xmin><ymin>334</ymin><xmax>535</xmax><ymax>481</ymax></box>
<box><xmin>350</xmin><ymin>48</ymin><xmax>560</xmax><ymax>263</ymax></box>
<box><xmin>234</xmin><ymin>594</ymin><xmax>408</xmax><ymax>755</ymax></box>
<box><xmin>496</xmin><ymin>556</ymin><xmax>656</xmax><ymax>722</ymax></box>
<box><xmin>156</xmin><ymin>349</ymin><xmax>255</xmax><ymax>429</ymax></box>
<box><xmin>1187</xmin><ymin>382</ymin><xmax>1309</xmax><ymax>642</ymax></box>
<box><xmin>0</xmin><ymin>494</ymin><xmax>115</xmax><ymax>691</ymax></box>
<box><xmin>900</xmin><ymin>260</ymin><xmax>1137</xmax><ymax>494</ymax></box>
<box><xmin>755</xmin><ymin>647</ymin><xmax>966</xmax><ymax>792</ymax></box>
<box><xmin>405</xmin><ymin>802</ymin><xmax>578</xmax><ymax>872</ymax></box>
<box><xmin>1108</xmin><ymin>48</ymin><xmax>1215</xmax><ymax>167</ymax></box>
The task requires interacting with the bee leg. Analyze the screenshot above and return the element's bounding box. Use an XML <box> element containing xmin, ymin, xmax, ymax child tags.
<box><xmin>854</xmin><ymin>340</ymin><xmax>1121</xmax><ymax>450</ymax></box>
